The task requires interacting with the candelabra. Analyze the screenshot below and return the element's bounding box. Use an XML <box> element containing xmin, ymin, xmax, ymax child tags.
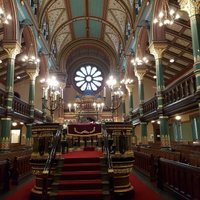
<box><xmin>153</xmin><ymin>0</ymin><xmax>180</xmax><ymax>27</ymax></box>
<box><xmin>0</xmin><ymin>0</ymin><xmax>12</xmax><ymax>24</ymax></box>
<box><xmin>67</xmin><ymin>95</ymin><xmax>104</xmax><ymax>122</ymax></box>
<box><xmin>41</xmin><ymin>76</ymin><xmax>63</xmax><ymax>122</ymax></box>
<box><xmin>104</xmin><ymin>75</ymin><xmax>124</xmax><ymax>121</ymax></box>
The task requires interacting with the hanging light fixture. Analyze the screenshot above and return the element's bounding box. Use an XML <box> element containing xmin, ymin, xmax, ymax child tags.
<box><xmin>153</xmin><ymin>0</ymin><xmax>180</xmax><ymax>27</ymax></box>
<box><xmin>0</xmin><ymin>1</ymin><xmax>12</xmax><ymax>24</ymax></box>
<box><xmin>22</xmin><ymin>44</ymin><xmax>40</xmax><ymax>64</ymax></box>
<box><xmin>131</xmin><ymin>56</ymin><xmax>149</xmax><ymax>66</ymax></box>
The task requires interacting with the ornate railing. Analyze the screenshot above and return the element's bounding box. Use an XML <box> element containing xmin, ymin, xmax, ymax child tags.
<box><xmin>13</xmin><ymin>97</ymin><xmax>31</xmax><ymax>116</ymax></box>
<box><xmin>0</xmin><ymin>88</ymin><xmax>45</xmax><ymax>122</ymax></box>
<box><xmin>143</xmin><ymin>96</ymin><xmax>157</xmax><ymax>114</ymax></box>
<box><xmin>163</xmin><ymin>73</ymin><xmax>196</xmax><ymax>106</ymax></box>
<box><xmin>133</xmin><ymin>72</ymin><xmax>198</xmax><ymax>120</ymax></box>
<box><xmin>42</xmin><ymin>128</ymin><xmax>62</xmax><ymax>200</ymax></box>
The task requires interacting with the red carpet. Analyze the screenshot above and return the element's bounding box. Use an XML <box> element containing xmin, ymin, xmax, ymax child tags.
<box><xmin>3</xmin><ymin>150</ymin><xmax>163</xmax><ymax>200</ymax></box>
<box><xmin>129</xmin><ymin>174</ymin><xmax>162</xmax><ymax>200</ymax></box>
<box><xmin>4</xmin><ymin>179</ymin><xmax>35</xmax><ymax>200</ymax></box>
<box><xmin>55</xmin><ymin>150</ymin><xmax>107</xmax><ymax>200</ymax></box>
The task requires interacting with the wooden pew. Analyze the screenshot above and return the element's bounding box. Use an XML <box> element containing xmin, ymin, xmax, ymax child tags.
<box><xmin>12</xmin><ymin>155</ymin><xmax>31</xmax><ymax>185</ymax></box>
<box><xmin>134</xmin><ymin>151</ymin><xmax>156</xmax><ymax>181</ymax></box>
<box><xmin>158</xmin><ymin>158</ymin><xmax>200</xmax><ymax>200</ymax></box>
<box><xmin>0</xmin><ymin>159</ymin><xmax>10</xmax><ymax>193</ymax></box>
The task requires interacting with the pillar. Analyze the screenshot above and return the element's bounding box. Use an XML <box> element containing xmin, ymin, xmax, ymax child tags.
<box><xmin>26</xmin><ymin>66</ymin><xmax>39</xmax><ymax>146</ymax></box>
<box><xmin>178</xmin><ymin>0</ymin><xmax>200</xmax><ymax>137</ymax></box>
<box><xmin>41</xmin><ymin>82</ymin><xmax>48</xmax><ymax>123</ymax></box>
<box><xmin>126</xmin><ymin>83</ymin><xmax>134</xmax><ymax>113</ymax></box>
<box><xmin>135</xmin><ymin>67</ymin><xmax>148</xmax><ymax>144</ymax></box>
<box><xmin>121</xmin><ymin>93</ymin><xmax>126</xmax><ymax>121</ymax></box>
<box><xmin>0</xmin><ymin>43</ymin><xmax>21</xmax><ymax>151</ymax></box>
<box><xmin>149</xmin><ymin>42</ymin><xmax>170</xmax><ymax>147</ymax></box>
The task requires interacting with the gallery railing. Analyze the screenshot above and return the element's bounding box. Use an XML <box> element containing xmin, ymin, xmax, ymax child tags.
<box><xmin>132</xmin><ymin>72</ymin><xmax>198</xmax><ymax>120</ymax></box>
<box><xmin>0</xmin><ymin>88</ymin><xmax>45</xmax><ymax>122</ymax></box>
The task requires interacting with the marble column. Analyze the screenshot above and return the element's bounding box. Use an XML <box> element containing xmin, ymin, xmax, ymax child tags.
<box><xmin>0</xmin><ymin>43</ymin><xmax>21</xmax><ymax>151</ymax></box>
<box><xmin>149</xmin><ymin>42</ymin><xmax>170</xmax><ymax>147</ymax></box>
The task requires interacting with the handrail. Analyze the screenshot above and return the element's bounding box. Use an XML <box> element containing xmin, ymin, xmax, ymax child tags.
<box><xmin>42</xmin><ymin>128</ymin><xmax>62</xmax><ymax>200</ymax></box>
<box><xmin>102</xmin><ymin>126</ymin><xmax>113</xmax><ymax>172</ymax></box>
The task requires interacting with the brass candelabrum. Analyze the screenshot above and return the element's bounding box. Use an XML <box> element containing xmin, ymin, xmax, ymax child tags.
<box><xmin>41</xmin><ymin>76</ymin><xmax>64</xmax><ymax>122</ymax></box>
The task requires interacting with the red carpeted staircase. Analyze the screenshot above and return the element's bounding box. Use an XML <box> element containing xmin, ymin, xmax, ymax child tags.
<box><xmin>51</xmin><ymin>150</ymin><xmax>110</xmax><ymax>200</ymax></box>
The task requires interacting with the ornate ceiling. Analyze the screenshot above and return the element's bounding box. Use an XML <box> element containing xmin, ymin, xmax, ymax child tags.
<box><xmin>0</xmin><ymin>0</ymin><xmax>195</xmax><ymax>87</ymax></box>
<box><xmin>38</xmin><ymin>0</ymin><xmax>133</xmax><ymax>74</ymax></box>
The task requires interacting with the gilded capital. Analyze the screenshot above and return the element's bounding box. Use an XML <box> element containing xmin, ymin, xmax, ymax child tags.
<box><xmin>3</xmin><ymin>42</ymin><xmax>21</xmax><ymax>59</ymax></box>
<box><xmin>26</xmin><ymin>66</ymin><xmax>39</xmax><ymax>80</ymax></box>
<box><xmin>178</xmin><ymin>0</ymin><xmax>200</xmax><ymax>17</ymax></box>
<box><xmin>126</xmin><ymin>83</ymin><xmax>134</xmax><ymax>93</ymax></box>
<box><xmin>134</xmin><ymin>66</ymin><xmax>147</xmax><ymax>81</ymax></box>
<box><xmin>149</xmin><ymin>42</ymin><xmax>167</xmax><ymax>59</ymax></box>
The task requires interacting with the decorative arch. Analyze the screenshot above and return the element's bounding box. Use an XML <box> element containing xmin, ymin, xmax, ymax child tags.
<box><xmin>3</xmin><ymin>0</ymin><xmax>18</xmax><ymax>42</ymax></box>
<box><xmin>135</xmin><ymin>27</ymin><xmax>150</xmax><ymax>57</ymax></box>
<box><xmin>151</xmin><ymin>0</ymin><xmax>166</xmax><ymax>41</ymax></box>
<box><xmin>20</xmin><ymin>26</ymin><xmax>38</xmax><ymax>56</ymax></box>
<box><xmin>39</xmin><ymin>54</ymin><xmax>49</xmax><ymax>78</ymax></box>
<box><xmin>59</xmin><ymin>39</ymin><xmax>117</xmax><ymax>73</ymax></box>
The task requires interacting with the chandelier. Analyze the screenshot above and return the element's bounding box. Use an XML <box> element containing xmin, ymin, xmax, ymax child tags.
<box><xmin>22</xmin><ymin>44</ymin><xmax>40</xmax><ymax>64</ymax></box>
<box><xmin>120</xmin><ymin>78</ymin><xmax>133</xmax><ymax>85</ymax></box>
<box><xmin>153</xmin><ymin>0</ymin><xmax>180</xmax><ymax>27</ymax></box>
<box><xmin>131</xmin><ymin>56</ymin><xmax>149</xmax><ymax>66</ymax></box>
<box><xmin>0</xmin><ymin>1</ymin><xmax>12</xmax><ymax>24</ymax></box>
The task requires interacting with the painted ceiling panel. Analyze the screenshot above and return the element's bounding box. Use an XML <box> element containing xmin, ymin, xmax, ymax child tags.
<box><xmin>105</xmin><ymin>25</ymin><xmax>119</xmax><ymax>52</ymax></box>
<box><xmin>89</xmin><ymin>20</ymin><xmax>101</xmax><ymax>38</ymax></box>
<box><xmin>53</xmin><ymin>11</ymin><xmax>68</xmax><ymax>33</ymax></box>
<box><xmin>70</xmin><ymin>0</ymin><xmax>85</xmax><ymax>17</ymax></box>
<box><xmin>56</xmin><ymin>25</ymin><xmax>71</xmax><ymax>52</ymax></box>
<box><xmin>107</xmin><ymin>0</ymin><xmax>126</xmax><ymax>34</ymax></box>
<box><xmin>89</xmin><ymin>0</ymin><xmax>103</xmax><ymax>17</ymax></box>
<box><xmin>47</xmin><ymin>0</ymin><xmax>66</xmax><ymax>34</ymax></box>
<box><xmin>48</xmin><ymin>9</ymin><xmax>64</xmax><ymax>33</ymax></box>
<box><xmin>49</xmin><ymin>0</ymin><xmax>65</xmax><ymax>11</ymax></box>
<box><xmin>73</xmin><ymin>20</ymin><xmax>86</xmax><ymax>38</ymax></box>
<box><xmin>104</xmin><ymin>34</ymin><xmax>115</xmax><ymax>52</ymax></box>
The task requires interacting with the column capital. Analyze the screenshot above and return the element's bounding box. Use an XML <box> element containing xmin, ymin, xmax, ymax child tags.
<box><xmin>126</xmin><ymin>83</ymin><xmax>134</xmax><ymax>93</ymax></box>
<box><xmin>26</xmin><ymin>66</ymin><xmax>39</xmax><ymax>80</ymax></box>
<box><xmin>149</xmin><ymin>42</ymin><xmax>168</xmax><ymax>59</ymax></box>
<box><xmin>178</xmin><ymin>0</ymin><xmax>200</xmax><ymax>17</ymax></box>
<box><xmin>3</xmin><ymin>42</ymin><xmax>21</xmax><ymax>59</ymax></box>
<box><xmin>122</xmin><ymin>93</ymin><xmax>126</xmax><ymax>101</ymax></box>
<box><xmin>134</xmin><ymin>66</ymin><xmax>147</xmax><ymax>81</ymax></box>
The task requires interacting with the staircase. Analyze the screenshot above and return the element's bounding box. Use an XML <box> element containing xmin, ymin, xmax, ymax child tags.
<box><xmin>51</xmin><ymin>150</ymin><xmax>110</xmax><ymax>200</ymax></box>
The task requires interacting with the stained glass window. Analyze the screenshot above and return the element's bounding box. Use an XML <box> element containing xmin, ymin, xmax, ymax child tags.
<box><xmin>74</xmin><ymin>65</ymin><xmax>103</xmax><ymax>92</ymax></box>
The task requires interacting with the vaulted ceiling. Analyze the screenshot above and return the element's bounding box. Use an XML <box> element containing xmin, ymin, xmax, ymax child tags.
<box><xmin>0</xmin><ymin>0</ymin><xmax>195</xmax><ymax>88</ymax></box>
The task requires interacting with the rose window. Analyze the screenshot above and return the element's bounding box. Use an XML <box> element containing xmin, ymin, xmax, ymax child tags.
<box><xmin>74</xmin><ymin>65</ymin><xmax>103</xmax><ymax>92</ymax></box>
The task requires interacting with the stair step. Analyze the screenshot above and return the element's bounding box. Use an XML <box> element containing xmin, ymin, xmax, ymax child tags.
<box><xmin>64</xmin><ymin>157</ymin><xmax>100</xmax><ymax>164</ymax></box>
<box><xmin>56</xmin><ymin>171</ymin><xmax>103</xmax><ymax>180</ymax></box>
<box><xmin>55</xmin><ymin>189</ymin><xmax>104</xmax><ymax>200</ymax></box>
<box><xmin>54</xmin><ymin>179</ymin><xmax>103</xmax><ymax>190</ymax></box>
<box><xmin>62</xmin><ymin>163</ymin><xmax>100</xmax><ymax>171</ymax></box>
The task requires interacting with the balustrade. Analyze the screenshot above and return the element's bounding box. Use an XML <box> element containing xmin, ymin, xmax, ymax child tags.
<box><xmin>13</xmin><ymin>97</ymin><xmax>30</xmax><ymax>116</ymax></box>
<box><xmin>163</xmin><ymin>74</ymin><xmax>196</xmax><ymax>106</ymax></box>
<box><xmin>158</xmin><ymin>158</ymin><xmax>200</xmax><ymax>200</ymax></box>
<box><xmin>143</xmin><ymin>96</ymin><xmax>157</xmax><ymax>114</ymax></box>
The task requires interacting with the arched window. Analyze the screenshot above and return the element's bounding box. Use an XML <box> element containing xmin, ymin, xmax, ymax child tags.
<box><xmin>74</xmin><ymin>65</ymin><xmax>103</xmax><ymax>94</ymax></box>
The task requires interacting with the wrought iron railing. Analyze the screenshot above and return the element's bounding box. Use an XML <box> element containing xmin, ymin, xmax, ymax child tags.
<box><xmin>102</xmin><ymin>126</ymin><xmax>113</xmax><ymax>172</ymax></box>
<box><xmin>42</xmin><ymin>128</ymin><xmax>62</xmax><ymax>200</ymax></box>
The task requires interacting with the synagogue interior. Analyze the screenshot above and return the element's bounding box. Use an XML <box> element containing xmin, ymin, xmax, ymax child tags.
<box><xmin>0</xmin><ymin>0</ymin><xmax>200</xmax><ymax>200</ymax></box>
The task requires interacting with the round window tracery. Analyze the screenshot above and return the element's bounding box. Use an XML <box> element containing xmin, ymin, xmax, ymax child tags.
<box><xmin>74</xmin><ymin>65</ymin><xmax>103</xmax><ymax>92</ymax></box>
